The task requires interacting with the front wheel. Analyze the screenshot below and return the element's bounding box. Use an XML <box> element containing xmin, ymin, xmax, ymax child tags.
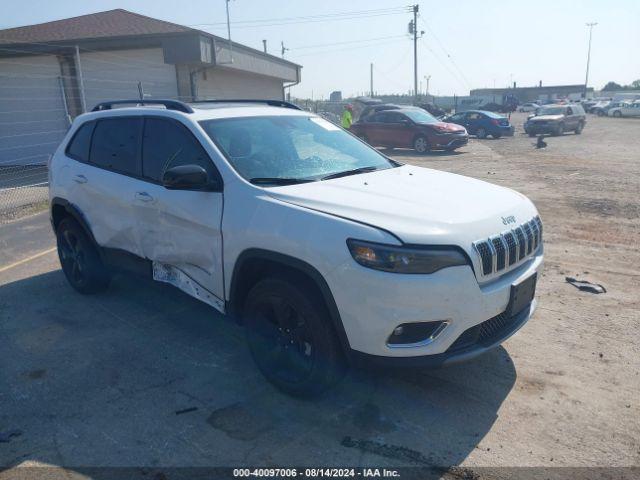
<box><xmin>56</xmin><ymin>217</ymin><xmax>111</xmax><ymax>294</ymax></box>
<box><xmin>613</xmin><ymin>111</ymin><xmax>622</xmax><ymax>118</ymax></box>
<box><xmin>413</xmin><ymin>135</ymin><xmax>430</xmax><ymax>154</ymax></box>
<box><xmin>243</xmin><ymin>277</ymin><xmax>346</xmax><ymax>397</ymax></box>
<box><xmin>597</xmin><ymin>110</ymin><xmax>605</xmax><ymax>117</ymax></box>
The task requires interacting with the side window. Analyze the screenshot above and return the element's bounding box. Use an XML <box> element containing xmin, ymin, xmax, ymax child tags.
<box><xmin>386</xmin><ymin>112</ymin><xmax>406</xmax><ymax>123</ymax></box>
<box><xmin>90</xmin><ymin>118</ymin><xmax>142</xmax><ymax>175</ymax></box>
<box><xmin>370</xmin><ymin>113</ymin><xmax>384</xmax><ymax>122</ymax></box>
<box><xmin>66</xmin><ymin>121</ymin><xmax>94</xmax><ymax>162</ymax></box>
<box><xmin>142</xmin><ymin>118</ymin><xmax>218</xmax><ymax>183</ymax></box>
<box><xmin>566</xmin><ymin>107</ymin><xmax>573</xmax><ymax>115</ymax></box>
<box><xmin>467</xmin><ymin>113</ymin><xmax>480</xmax><ymax>120</ymax></box>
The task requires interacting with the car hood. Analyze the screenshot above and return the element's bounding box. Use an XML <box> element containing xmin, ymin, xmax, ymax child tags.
<box><xmin>419</xmin><ymin>121</ymin><xmax>466</xmax><ymax>133</ymax></box>
<box><xmin>265</xmin><ymin>165</ymin><xmax>538</xmax><ymax>247</ymax></box>
<box><xmin>530</xmin><ymin>114</ymin><xmax>563</xmax><ymax>121</ymax></box>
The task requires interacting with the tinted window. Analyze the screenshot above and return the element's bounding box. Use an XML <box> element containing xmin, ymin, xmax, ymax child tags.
<box><xmin>403</xmin><ymin>109</ymin><xmax>438</xmax><ymax>124</ymax></box>
<box><xmin>90</xmin><ymin>118</ymin><xmax>142</xmax><ymax>175</ymax></box>
<box><xmin>385</xmin><ymin>112</ymin><xmax>407</xmax><ymax>123</ymax></box>
<box><xmin>142</xmin><ymin>118</ymin><xmax>216</xmax><ymax>182</ymax></box>
<box><xmin>66</xmin><ymin>122</ymin><xmax>94</xmax><ymax>162</ymax></box>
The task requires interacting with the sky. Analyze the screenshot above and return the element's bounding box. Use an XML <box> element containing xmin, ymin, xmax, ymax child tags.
<box><xmin>2</xmin><ymin>0</ymin><xmax>639</xmax><ymax>99</ymax></box>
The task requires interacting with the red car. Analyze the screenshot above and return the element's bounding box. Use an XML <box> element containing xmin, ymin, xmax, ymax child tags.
<box><xmin>350</xmin><ymin>107</ymin><xmax>468</xmax><ymax>153</ymax></box>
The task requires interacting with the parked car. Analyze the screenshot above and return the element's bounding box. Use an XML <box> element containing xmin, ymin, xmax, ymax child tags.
<box><xmin>524</xmin><ymin>104</ymin><xmax>586</xmax><ymax>136</ymax></box>
<box><xmin>358</xmin><ymin>103</ymin><xmax>403</xmax><ymax>121</ymax></box>
<box><xmin>518</xmin><ymin>103</ymin><xmax>540</xmax><ymax>113</ymax></box>
<box><xmin>417</xmin><ymin>102</ymin><xmax>447</xmax><ymax>117</ymax></box>
<box><xmin>608</xmin><ymin>101</ymin><xmax>640</xmax><ymax>118</ymax></box>
<box><xmin>593</xmin><ymin>101</ymin><xmax>627</xmax><ymax>117</ymax></box>
<box><xmin>444</xmin><ymin>110</ymin><xmax>514</xmax><ymax>139</ymax></box>
<box><xmin>350</xmin><ymin>108</ymin><xmax>468</xmax><ymax>153</ymax></box>
<box><xmin>49</xmin><ymin>98</ymin><xmax>542</xmax><ymax>396</ymax></box>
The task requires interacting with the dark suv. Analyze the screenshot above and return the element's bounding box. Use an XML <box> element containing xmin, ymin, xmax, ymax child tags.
<box><xmin>524</xmin><ymin>104</ymin><xmax>586</xmax><ymax>136</ymax></box>
<box><xmin>350</xmin><ymin>108</ymin><xmax>468</xmax><ymax>153</ymax></box>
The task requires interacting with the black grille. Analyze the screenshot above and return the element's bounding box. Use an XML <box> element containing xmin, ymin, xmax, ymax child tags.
<box><xmin>472</xmin><ymin>216</ymin><xmax>542</xmax><ymax>278</ymax></box>
<box><xmin>446</xmin><ymin>309</ymin><xmax>524</xmax><ymax>353</ymax></box>
<box><xmin>515</xmin><ymin>227</ymin><xmax>527</xmax><ymax>260</ymax></box>
<box><xmin>522</xmin><ymin>222</ymin><xmax>533</xmax><ymax>254</ymax></box>
<box><xmin>491</xmin><ymin>237</ymin><xmax>506</xmax><ymax>270</ymax></box>
<box><xmin>475</xmin><ymin>241</ymin><xmax>493</xmax><ymax>275</ymax></box>
<box><xmin>503</xmin><ymin>232</ymin><xmax>517</xmax><ymax>266</ymax></box>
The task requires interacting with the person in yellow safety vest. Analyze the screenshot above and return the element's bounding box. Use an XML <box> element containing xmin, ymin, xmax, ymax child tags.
<box><xmin>341</xmin><ymin>104</ymin><xmax>354</xmax><ymax>129</ymax></box>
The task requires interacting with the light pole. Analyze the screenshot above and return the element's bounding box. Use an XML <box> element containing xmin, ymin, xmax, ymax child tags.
<box><xmin>584</xmin><ymin>22</ymin><xmax>597</xmax><ymax>98</ymax></box>
<box><xmin>424</xmin><ymin>75</ymin><xmax>431</xmax><ymax>100</ymax></box>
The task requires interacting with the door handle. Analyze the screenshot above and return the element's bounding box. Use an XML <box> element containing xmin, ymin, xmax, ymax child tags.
<box><xmin>73</xmin><ymin>174</ymin><xmax>88</xmax><ymax>184</ymax></box>
<box><xmin>135</xmin><ymin>191</ymin><xmax>154</xmax><ymax>203</ymax></box>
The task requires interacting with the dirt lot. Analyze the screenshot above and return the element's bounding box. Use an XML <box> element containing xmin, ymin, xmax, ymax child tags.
<box><xmin>0</xmin><ymin>112</ymin><xmax>638</xmax><ymax>477</ymax></box>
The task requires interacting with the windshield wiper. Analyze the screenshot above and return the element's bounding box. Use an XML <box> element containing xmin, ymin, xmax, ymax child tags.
<box><xmin>321</xmin><ymin>166</ymin><xmax>381</xmax><ymax>181</ymax></box>
<box><xmin>249</xmin><ymin>177</ymin><xmax>315</xmax><ymax>186</ymax></box>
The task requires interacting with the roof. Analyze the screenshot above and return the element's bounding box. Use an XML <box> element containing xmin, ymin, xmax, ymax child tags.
<box><xmin>0</xmin><ymin>9</ymin><xmax>300</xmax><ymax>67</ymax></box>
<box><xmin>0</xmin><ymin>9</ymin><xmax>193</xmax><ymax>44</ymax></box>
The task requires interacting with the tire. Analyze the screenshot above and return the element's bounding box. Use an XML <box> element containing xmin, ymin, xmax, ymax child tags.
<box><xmin>491</xmin><ymin>133</ymin><xmax>502</xmax><ymax>139</ymax></box>
<box><xmin>597</xmin><ymin>110</ymin><xmax>604</xmax><ymax>117</ymax></box>
<box><xmin>613</xmin><ymin>111</ymin><xmax>622</xmax><ymax>118</ymax></box>
<box><xmin>56</xmin><ymin>217</ymin><xmax>111</xmax><ymax>294</ymax></box>
<box><xmin>528</xmin><ymin>132</ymin><xmax>536</xmax><ymax>137</ymax></box>
<box><xmin>243</xmin><ymin>276</ymin><xmax>346</xmax><ymax>397</ymax></box>
<box><xmin>413</xmin><ymin>135</ymin><xmax>430</xmax><ymax>154</ymax></box>
<box><xmin>575</xmin><ymin>121</ymin><xmax>584</xmax><ymax>134</ymax></box>
<box><xmin>476</xmin><ymin>128</ymin><xmax>487</xmax><ymax>139</ymax></box>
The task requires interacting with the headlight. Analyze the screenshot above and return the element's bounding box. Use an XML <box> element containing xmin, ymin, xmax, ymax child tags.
<box><xmin>346</xmin><ymin>239</ymin><xmax>468</xmax><ymax>274</ymax></box>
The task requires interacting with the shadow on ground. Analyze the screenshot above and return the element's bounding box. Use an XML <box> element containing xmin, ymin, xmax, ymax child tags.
<box><xmin>0</xmin><ymin>269</ymin><xmax>516</xmax><ymax>475</ymax></box>
<box><xmin>384</xmin><ymin>148</ymin><xmax>465</xmax><ymax>158</ymax></box>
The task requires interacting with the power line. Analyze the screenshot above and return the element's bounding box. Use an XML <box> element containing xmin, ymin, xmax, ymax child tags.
<box><xmin>290</xmin><ymin>34</ymin><xmax>406</xmax><ymax>50</ymax></box>
<box><xmin>189</xmin><ymin>6</ymin><xmax>411</xmax><ymax>27</ymax></box>
<box><xmin>418</xmin><ymin>18</ymin><xmax>472</xmax><ymax>90</ymax></box>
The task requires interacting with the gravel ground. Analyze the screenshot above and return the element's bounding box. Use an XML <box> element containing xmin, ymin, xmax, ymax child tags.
<box><xmin>0</xmin><ymin>112</ymin><xmax>638</xmax><ymax>477</ymax></box>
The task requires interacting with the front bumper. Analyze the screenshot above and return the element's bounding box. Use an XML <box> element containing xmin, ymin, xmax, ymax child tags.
<box><xmin>350</xmin><ymin>300</ymin><xmax>534</xmax><ymax>367</ymax></box>
<box><xmin>525</xmin><ymin>122</ymin><xmax>560</xmax><ymax>134</ymax></box>
<box><xmin>326</xmin><ymin>249</ymin><xmax>543</xmax><ymax>359</ymax></box>
<box><xmin>433</xmin><ymin>134</ymin><xmax>469</xmax><ymax>149</ymax></box>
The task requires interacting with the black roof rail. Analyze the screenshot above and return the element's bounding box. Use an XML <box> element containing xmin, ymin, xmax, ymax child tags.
<box><xmin>190</xmin><ymin>99</ymin><xmax>301</xmax><ymax>110</ymax></box>
<box><xmin>92</xmin><ymin>99</ymin><xmax>194</xmax><ymax>114</ymax></box>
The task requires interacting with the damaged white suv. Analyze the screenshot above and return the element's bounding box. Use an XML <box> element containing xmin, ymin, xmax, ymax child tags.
<box><xmin>49</xmin><ymin>99</ymin><xmax>543</xmax><ymax>396</ymax></box>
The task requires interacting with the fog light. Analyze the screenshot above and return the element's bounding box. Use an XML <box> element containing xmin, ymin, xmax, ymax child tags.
<box><xmin>393</xmin><ymin>326</ymin><xmax>404</xmax><ymax>336</ymax></box>
<box><xmin>387</xmin><ymin>321</ymin><xmax>449</xmax><ymax>347</ymax></box>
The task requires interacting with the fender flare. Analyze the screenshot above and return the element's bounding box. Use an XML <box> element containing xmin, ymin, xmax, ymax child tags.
<box><xmin>50</xmin><ymin>197</ymin><xmax>99</xmax><ymax>248</ymax></box>
<box><xmin>229</xmin><ymin>248</ymin><xmax>352</xmax><ymax>354</ymax></box>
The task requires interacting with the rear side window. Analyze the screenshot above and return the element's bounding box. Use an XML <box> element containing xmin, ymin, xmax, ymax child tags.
<box><xmin>66</xmin><ymin>122</ymin><xmax>94</xmax><ymax>162</ymax></box>
<box><xmin>142</xmin><ymin>118</ymin><xmax>217</xmax><ymax>182</ymax></box>
<box><xmin>90</xmin><ymin>118</ymin><xmax>143</xmax><ymax>176</ymax></box>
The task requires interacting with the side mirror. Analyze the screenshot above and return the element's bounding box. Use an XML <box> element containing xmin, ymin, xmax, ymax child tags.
<box><xmin>162</xmin><ymin>164</ymin><xmax>216</xmax><ymax>191</ymax></box>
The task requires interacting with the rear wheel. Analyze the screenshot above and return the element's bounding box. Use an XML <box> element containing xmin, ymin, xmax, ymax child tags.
<box><xmin>575</xmin><ymin>121</ymin><xmax>584</xmax><ymax>134</ymax></box>
<box><xmin>243</xmin><ymin>277</ymin><xmax>346</xmax><ymax>397</ymax></box>
<box><xmin>413</xmin><ymin>135</ymin><xmax>430</xmax><ymax>154</ymax></box>
<box><xmin>476</xmin><ymin>127</ymin><xmax>487</xmax><ymax>139</ymax></box>
<box><xmin>491</xmin><ymin>133</ymin><xmax>502</xmax><ymax>139</ymax></box>
<box><xmin>56</xmin><ymin>217</ymin><xmax>110</xmax><ymax>294</ymax></box>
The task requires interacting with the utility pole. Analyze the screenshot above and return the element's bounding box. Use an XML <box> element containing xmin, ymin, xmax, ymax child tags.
<box><xmin>584</xmin><ymin>22</ymin><xmax>597</xmax><ymax>98</ymax></box>
<box><xmin>281</xmin><ymin>41</ymin><xmax>289</xmax><ymax>58</ymax></box>
<box><xmin>412</xmin><ymin>4</ymin><xmax>419</xmax><ymax>103</ymax></box>
<box><xmin>370</xmin><ymin>63</ymin><xmax>374</xmax><ymax>97</ymax></box>
<box><xmin>262</xmin><ymin>39</ymin><xmax>267</xmax><ymax>53</ymax></box>
<box><xmin>225</xmin><ymin>0</ymin><xmax>233</xmax><ymax>62</ymax></box>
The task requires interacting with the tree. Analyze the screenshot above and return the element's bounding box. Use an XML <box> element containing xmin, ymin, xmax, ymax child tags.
<box><xmin>631</xmin><ymin>79</ymin><xmax>640</xmax><ymax>90</ymax></box>
<box><xmin>602</xmin><ymin>81</ymin><xmax>623</xmax><ymax>91</ymax></box>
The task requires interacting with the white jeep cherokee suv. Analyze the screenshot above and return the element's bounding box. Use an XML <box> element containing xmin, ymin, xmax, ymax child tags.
<box><xmin>49</xmin><ymin>99</ymin><xmax>543</xmax><ymax>396</ymax></box>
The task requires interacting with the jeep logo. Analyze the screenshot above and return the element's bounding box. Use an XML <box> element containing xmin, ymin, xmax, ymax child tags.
<box><xmin>502</xmin><ymin>215</ymin><xmax>516</xmax><ymax>225</ymax></box>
